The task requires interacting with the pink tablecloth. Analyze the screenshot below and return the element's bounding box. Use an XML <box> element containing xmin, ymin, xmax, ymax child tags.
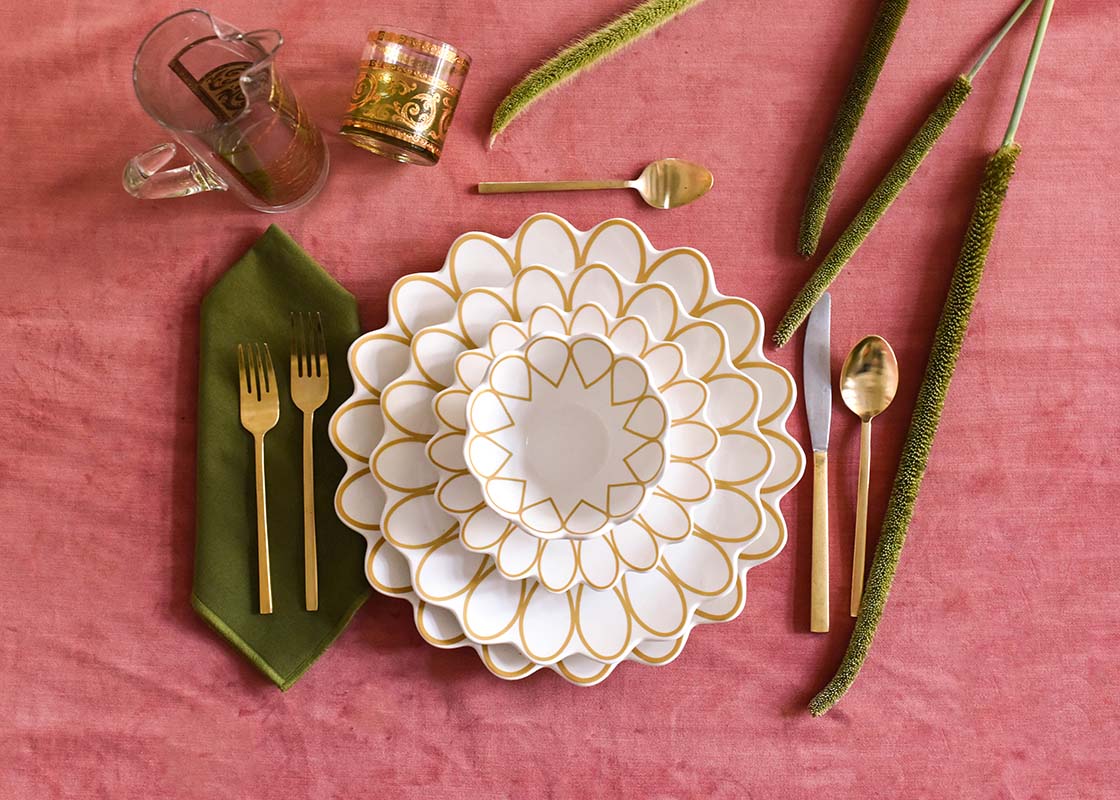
<box><xmin>2</xmin><ymin>1</ymin><xmax>1116</xmax><ymax>796</ymax></box>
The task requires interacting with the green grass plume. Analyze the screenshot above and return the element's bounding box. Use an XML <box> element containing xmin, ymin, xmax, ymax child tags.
<box><xmin>809</xmin><ymin>144</ymin><xmax>1020</xmax><ymax>716</ymax></box>
<box><xmin>489</xmin><ymin>0</ymin><xmax>706</xmax><ymax>146</ymax></box>
<box><xmin>798</xmin><ymin>0</ymin><xmax>910</xmax><ymax>258</ymax></box>
<box><xmin>774</xmin><ymin>75</ymin><xmax>972</xmax><ymax>348</ymax></box>
<box><xmin>809</xmin><ymin>0</ymin><xmax>1051</xmax><ymax>716</ymax></box>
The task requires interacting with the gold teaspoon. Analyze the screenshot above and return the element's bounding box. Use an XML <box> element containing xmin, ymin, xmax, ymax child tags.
<box><xmin>477</xmin><ymin>158</ymin><xmax>714</xmax><ymax>210</ymax></box>
<box><xmin>840</xmin><ymin>335</ymin><xmax>899</xmax><ymax>616</ymax></box>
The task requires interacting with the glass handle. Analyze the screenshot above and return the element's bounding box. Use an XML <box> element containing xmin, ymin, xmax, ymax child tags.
<box><xmin>122</xmin><ymin>142</ymin><xmax>227</xmax><ymax>200</ymax></box>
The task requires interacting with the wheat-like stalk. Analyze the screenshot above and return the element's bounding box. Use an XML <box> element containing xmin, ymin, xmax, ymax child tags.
<box><xmin>809</xmin><ymin>0</ymin><xmax>1054</xmax><ymax>716</ymax></box>
<box><xmin>797</xmin><ymin>0</ymin><xmax>910</xmax><ymax>259</ymax></box>
<box><xmin>774</xmin><ymin>0</ymin><xmax>1037</xmax><ymax>348</ymax></box>
<box><xmin>776</xmin><ymin>76</ymin><xmax>972</xmax><ymax>346</ymax></box>
<box><xmin>489</xmin><ymin>0</ymin><xmax>706</xmax><ymax>146</ymax></box>
<box><xmin>809</xmin><ymin>143</ymin><xmax>1020</xmax><ymax>716</ymax></box>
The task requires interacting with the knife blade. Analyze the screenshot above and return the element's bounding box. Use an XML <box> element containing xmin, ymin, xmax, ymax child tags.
<box><xmin>803</xmin><ymin>293</ymin><xmax>832</xmax><ymax>452</ymax></box>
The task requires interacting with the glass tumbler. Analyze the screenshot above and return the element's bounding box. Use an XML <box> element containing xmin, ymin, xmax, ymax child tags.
<box><xmin>340</xmin><ymin>29</ymin><xmax>470</xmax><ymax>166</ymax></box>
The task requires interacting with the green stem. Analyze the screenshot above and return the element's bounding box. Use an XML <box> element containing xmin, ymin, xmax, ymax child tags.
<box><xmin>966</xmin><ymin>0</ymin><xmax>1036</xmax><ymax>80</ymax></box>
<box><xmin>1004</xmin><ymin>0</ymin><xmax>1055</xmax><ymax>145</ymax></box>
<box><xmin>774</xmin><ymin>76</ymin><xmax>972</xmax><ymax>348</ymax></box>
<box><xmin>489</xmin><ymin>0</ymin><xmax>706</xmax><ymax>145</ymax></box>
<box><xmin>809</xmin><ymin>144</ymin><xmax>1021</xmax><ymax>717</ymax></box>
<box><xmin>797</xmin><ymin>0</ymin><xmax>910</xmax><ymax>259</ymax></box>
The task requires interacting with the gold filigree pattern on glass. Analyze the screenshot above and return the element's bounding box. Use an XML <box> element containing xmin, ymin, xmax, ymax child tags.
<box><xmin>341</xmin><ymin>28</ymin><xmax>470</xmax><ymax>165</ymax></box>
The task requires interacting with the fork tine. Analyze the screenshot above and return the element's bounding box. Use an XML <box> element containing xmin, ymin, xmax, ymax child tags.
<box><xmin>246</xmin><ymin>344</ymin><xmax>255</xmax><ymax>394</ymax></box>
<box><xmin>289</xmin><ymin>313</ymin><xmax>299</xmax><ymax>378</ymax></box>
<box><xmin>315</xmin><ymin>312</ymin><xmax>326</xmax><ymax>378</ymax></box>
<box><xmin>237</xmin><ymin>343</ymin><xmax>249</xmax><ymax>394</ymax></box>
<box><xmin>246</xmin><ymin>342</ymin><xmax>254</xmax><ymax>397</ymax></box>
<box><xmin>301</xmin><ymin>312</ymin><xmax>312</xmax><ymax>377</ymax></box>
<box><xmin>306</xmin><ymin>313</ymin><xmax>315</xmax><ymax>377</ymax></box>
<box><xmin>263</xmin><ymin>342</ymin><xmax>276</xmax><ymax>394</ymax></box>
<box><xmin>251</xmin><ymin>342</ymin><xmax>262</xmax><ymax>400</ymax></box>
<box><xmin>288</xmin><ymin>311</ymin><xmax>302</xmax><ymax>376</ymax></box>
<box><xmin>296</xmin><ymin>311</ymin><xmax>307</xmax><ymax>377</ymax></box>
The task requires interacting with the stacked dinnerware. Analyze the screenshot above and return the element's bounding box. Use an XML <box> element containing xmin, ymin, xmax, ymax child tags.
<box><xmin>330</xmin><ymin>214</ymin><xmax>804</xmax><ymax>685</ymax></box>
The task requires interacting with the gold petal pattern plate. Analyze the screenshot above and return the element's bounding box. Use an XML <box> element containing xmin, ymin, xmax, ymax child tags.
<box><xmin>430</xmin><ymin>302</ymin><xmax>719</xmax><ymax>593</ymax></box>
<box><xmin>371</xmin><ymin>263</ymin><xmax>765</xmax><ymax>666</ymax></box>
<box><xmin>329</xmin><ymin>214</ymin><xmax>804</xmax><ymax>684</ymax></box>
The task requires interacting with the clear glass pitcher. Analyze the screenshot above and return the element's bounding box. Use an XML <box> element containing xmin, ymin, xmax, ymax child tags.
<box><xmin>123</xmin><ymin>9</ymin><xmax>329</xmax><ymax>213</ymax></box>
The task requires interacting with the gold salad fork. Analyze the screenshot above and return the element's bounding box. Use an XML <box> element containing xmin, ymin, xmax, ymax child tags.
<box><xmin>237</xmin><ymin>343</ymin><xmax>279</xmax><ymax>615</ymax></box>
<box><xmin>290</xmin><ymin>313</ymin><xmax>329</xmax><ymax>612</ymax></box>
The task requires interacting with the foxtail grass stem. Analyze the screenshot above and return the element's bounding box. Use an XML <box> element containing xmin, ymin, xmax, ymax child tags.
<box><xmin>774</xmin><ymin>77</ymin><xmax>971</xmax><ymax>347</ymax></box>
<box><xmin>967</xmin><ymin>0</ymin><xmax>1035</xmax><ymax>80</ymax></box>
<box><xmin>1004</xmin><ymin>0</ymin><xmax>1055</xmax><ymax>145</ymax></box>
<box><xmin>809</xmin><ymin>143</ymin><xmax>1021</xmax><ymax>716</ymax></box>
<box><xmin>489</xmin><ymin>0</ymin><xmax>706</xmax><ymax>146</ymax></box>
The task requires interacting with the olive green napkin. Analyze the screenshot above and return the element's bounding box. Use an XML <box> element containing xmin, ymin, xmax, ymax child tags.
<box><xmin>192</xmin><ymin>225</ymin><xmax>369</xmax><ymax>690</ymax></box>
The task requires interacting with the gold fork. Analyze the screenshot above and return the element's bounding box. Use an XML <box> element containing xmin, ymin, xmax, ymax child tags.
<box><xmin>237</xmin><ymin>342</ymin><xmax>279</xmax><ymax>615</ymax></box>
<box><xmin>290</xmin><ymin>312</ymin><xmax>329</xmax><ymax>612</ymax></box>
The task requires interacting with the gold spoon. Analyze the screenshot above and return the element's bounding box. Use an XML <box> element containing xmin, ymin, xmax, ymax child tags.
<box><xmin>477</xmin><ymin>158</ymin><xmax>713</xmax><ymax>210</ymax></box>
<box><xmin>840</xmin><ymin>335</ymin><xmax>899</xmax><ymax>616</ymax></box>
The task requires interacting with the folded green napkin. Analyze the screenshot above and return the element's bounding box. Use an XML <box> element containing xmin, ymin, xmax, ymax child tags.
<box><xmin>193</xmin><ymin>225</ymin><xmax>369</xmax><ymax>690</ymax></box>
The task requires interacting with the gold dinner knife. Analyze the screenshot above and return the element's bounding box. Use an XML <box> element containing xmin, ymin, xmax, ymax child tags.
<box><xmin>803</xmin><ymin>293</ymin><xmax>832</xmax><ymax>633</ymax></box>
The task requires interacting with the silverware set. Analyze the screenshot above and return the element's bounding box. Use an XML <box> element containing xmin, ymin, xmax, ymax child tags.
<box><xmin>802</xmin><ymin>294</ymin><xmax>899</xmax><ymax>631</ymax></box>
<box><xmin>237</xmin><ymin>312</ymin><xmax>329</xmax><ymax>615</ymax></box>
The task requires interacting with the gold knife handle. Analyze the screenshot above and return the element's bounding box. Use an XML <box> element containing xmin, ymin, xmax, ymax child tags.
<box><xmin>302</xmin><ymin>411</ymin><xmax>318</xmax><ymax>612</ymax></box>
<box><xmin>478</xmin><ymin>179</ymin><xmax>629</xmax><ymax>194</ymax></box>
<box><xmin>254</xmin><ymin>434</ymin><xmax>273</xmax><ymax>615</ymax></box>
<box><xmin>811</xmin><ymin>450</ymin><xmax>829</xmax><ymax>632</ymax></box>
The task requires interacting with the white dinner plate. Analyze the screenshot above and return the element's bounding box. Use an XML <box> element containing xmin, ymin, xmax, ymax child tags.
<box><xmin>330</xmin><ymin>214</ymin><xmax>803</xmax><ymax>684</ymax></box>
<box><xmin>370</xmin><ymin>263</ymin><xmax>766</xmax><ymax>667</ymax></box>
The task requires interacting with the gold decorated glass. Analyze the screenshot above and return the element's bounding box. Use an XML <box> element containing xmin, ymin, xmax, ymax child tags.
<box><xmin>340</xmin><ymin>29</ymin><xmax>470</xmax><ymax>166</ymax></box>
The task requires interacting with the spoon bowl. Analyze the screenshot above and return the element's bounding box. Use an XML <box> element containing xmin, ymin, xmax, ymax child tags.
<box><xmin>840</xmin><ymin>336</ymin><xmax>899</xmax><ymax>422</ymax></box>
<box><xmin>632</xmin><ymin>158</ymin><xmax>714</xmax><ymax>209</ymax></box>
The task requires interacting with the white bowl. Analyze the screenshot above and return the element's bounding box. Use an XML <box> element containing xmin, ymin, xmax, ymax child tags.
<box><xmin>428</xmin><ymin>302</ymin><xmax>720</xmax><ymax>594</ymax></box>
<box><xmin>464</xmin><ymin>332</ymin><xmax>668</xmax><ymax>539</ymax></box>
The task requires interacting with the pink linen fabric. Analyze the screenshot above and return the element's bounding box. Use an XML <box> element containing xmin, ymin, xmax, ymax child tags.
<box><xmin>1</xmin><ymin>1</ymin><xmax>1117</xmax><ymax>797</ymax></box>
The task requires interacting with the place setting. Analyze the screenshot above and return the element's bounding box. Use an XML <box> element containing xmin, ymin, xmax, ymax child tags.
<box><xmin>129</xmin><ymin>0</ymin><xmax>1061</xmax><ymax>711</ymax></box>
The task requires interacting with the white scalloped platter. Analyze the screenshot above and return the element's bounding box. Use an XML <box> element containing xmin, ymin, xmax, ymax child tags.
<box><xmin>329</xmin><ymin>214</ymin><xmax>804</xmax><ymax>685</ymax></box>
<box><xmin>369</xmin><ymin>263</ymin><xmax>765</xmax><ymax>667</ymax></box>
